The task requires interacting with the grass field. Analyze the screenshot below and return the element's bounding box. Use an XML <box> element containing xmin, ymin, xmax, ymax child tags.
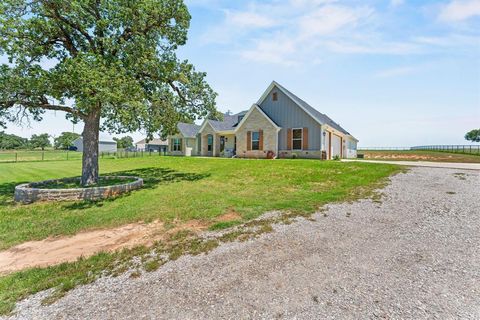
<box><xmin>0</xmin><ymin>157</ymin><xmax>401</xmax><ymax>314</ymax></box>
<box><xmin>359</xmin><ymin>150</ymin><xmax>480</xmax><ymax>163</ymax></box>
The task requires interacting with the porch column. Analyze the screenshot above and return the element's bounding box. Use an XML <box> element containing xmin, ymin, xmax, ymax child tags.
<box><xmin>213</xmin><ymin>134</ymin><xmax>217</xmax><ymax>157</ymax></box>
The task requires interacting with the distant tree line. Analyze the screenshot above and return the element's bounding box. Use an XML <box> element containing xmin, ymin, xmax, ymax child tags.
<box><xmin>0</xmin><ymin>131</ymin><xmax>82</xmax><ymax>150</ymax></box>
<box><xmin>0</xmin><ymin>131</ymin><xmax>135</xmax><ymax>151</ymax></box>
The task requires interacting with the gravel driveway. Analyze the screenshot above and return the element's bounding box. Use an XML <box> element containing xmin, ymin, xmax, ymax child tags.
<box><xmin>6</xmin><ymin>167</ymin><xmax>480</xmax><ymax>319</ymax></box>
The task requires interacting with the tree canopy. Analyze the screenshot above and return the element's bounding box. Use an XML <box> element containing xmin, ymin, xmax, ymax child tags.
<box><xmin>0</xmin><ymin>0</ymin><xmax>217</xmax><ymax>185</ymax></box>
<box><xmin>30</xmin><ymin>133</ymin><xmax>51</xmax><ymax>150</ymax></box>
<box><xmin>465</xmin><ymin>129</ymin><xmax>480</xmax><ymax>143</ymax></box>
<box><xmin>114</xmin><ymin>136</ymin><xmax>133</xmax><ymax>149</ymax></box>
<box><xmin>54</xmin><ymin>132</ymin><xmax>80</xmax><ymax>149</ymax></box>
<box><xmin>0</xmin><ymin>131</ymin><xmax>28</xmax><ymax>149</ymax></box>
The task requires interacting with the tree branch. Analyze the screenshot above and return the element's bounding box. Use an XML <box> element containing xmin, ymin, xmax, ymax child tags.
<box><xmin>168</xmin><ymin>81</ymin><xmax>187</xmax><ymax>103</ymax></box>
<box><xmin>1</xmin><ymin>100</ymin><xmax>87</xmax><ymax>119</ymax></box>
<box><xmin>42</xmin><ymin>1</ymin><xmax>97</xmax><ymax>53</ymax></box>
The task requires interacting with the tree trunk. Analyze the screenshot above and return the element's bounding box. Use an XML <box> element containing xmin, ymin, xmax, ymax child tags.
<box><xmin>81</xmin><ymin>110</ymin><xmax>101</xmax><ymax>186</ymax></box>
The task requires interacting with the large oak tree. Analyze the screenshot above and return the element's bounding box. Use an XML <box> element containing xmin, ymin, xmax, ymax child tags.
<box><xmin>0</xmin><ymin>0</ymin><xmax>217</xmax><ymax>185</ymax></box>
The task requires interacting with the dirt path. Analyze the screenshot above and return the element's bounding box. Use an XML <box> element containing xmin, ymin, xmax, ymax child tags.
<box><xmin>5</xmin><ymin>167</ymin><xmax>480</xmax><ymax>319</ymax></box>
<box><xmin>0</xmin><ymin>220</ymin><xmax>208</xmax><ymax>275</ymax></box>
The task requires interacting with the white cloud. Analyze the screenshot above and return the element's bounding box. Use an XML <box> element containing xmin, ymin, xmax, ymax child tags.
<box><xmin>225</xmin><ymin>11</ymin><xmax>277</xmax><ymax>29</ymax></box>
<box><xmin>390</xmin><ymin>0</ymin><xmax>404</xmax><ymax>7</ymax></box>
<box><xmin>298</xmin><ymin>5</ymin><xmax>373</xmax><ymax>38</ymax></box>
<box><xmin>199</xmin><ymin>0</ymin><xmax>480</xmax><ymax>66</ymax></box>
<box><xmin>438</xmin><ymin>0</ymin><xmax>480</xmax><ymax>22</ymax></box>
<box><xmin>241</xmin><ymin>36</ymin><xmax>298</xmax><ymax>66</ymax></box>
<box><xmin>374</xmin><ymin>66</ymin><xmax>415</xmax><ymax>78</ymax></box>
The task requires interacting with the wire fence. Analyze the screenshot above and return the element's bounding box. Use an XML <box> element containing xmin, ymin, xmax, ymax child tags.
<box><xmin>0</xmin><ymin>149</ymin><xmax>169</xmax><ymax>163</ymax></box>
<box><xmin>0</xmin><ymin>150</ymin><xmax>82</xmax><ymax>163</ymax></box>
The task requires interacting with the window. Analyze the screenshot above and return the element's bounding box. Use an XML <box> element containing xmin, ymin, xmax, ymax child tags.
<box><xmin>272</xmin><ymin>92</ymin><xmax>278</xmax><ymax>101</ymax></box>
<box><xmin>292</xmin><ymin>128</ymin><xmax>302</xmax><ymax>150</ymax></box>
<box><xmin>173</xmin><ymin>138</ymin><xmax>182</xmax><ymax>151</ymax></box>
<box><xmin>251</xmin><ymin>131</ymin><xmax>260</xmax><ymax>150</ymax></box>
<box><xmin>207</xmin><ymin>134</ymin><xmax>213</xmax><ymax>152</ymax></box>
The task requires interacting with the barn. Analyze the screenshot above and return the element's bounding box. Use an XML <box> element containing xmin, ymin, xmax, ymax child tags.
<box><xmin>72</xmin><ymin>137</ymin><xmax>117</xmax><ymax>153</ymax></box>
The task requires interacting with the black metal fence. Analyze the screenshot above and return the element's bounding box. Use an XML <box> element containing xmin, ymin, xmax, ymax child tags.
<box><xmin>100</xmin><ymin>150</ymin><xmax>168</xmax><ymax>159</ymax></box>
<box><xmin>411</xmin><ymin>145</ymin><xmax>480</xmax><ymax>155</ymax></box>
<box><xmin>358</xmin><ymin>145</ymin><xmax>480</xmax><ymax>155</ymax></box>
<box><xmin>358</xmin><ymin>147</ymin><xmax>411</xmax><ymax>151</ymax></box>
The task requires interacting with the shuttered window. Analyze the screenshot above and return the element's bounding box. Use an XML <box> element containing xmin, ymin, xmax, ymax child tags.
<box><xmin>292</xmin><ymin>128</ymin><xmax>302</xmax><ymax>150</ymax></box>
<box><xmin>251</xmin><ymin>131</ymin><xmax>260</xmax><ymax>150</ymax></box>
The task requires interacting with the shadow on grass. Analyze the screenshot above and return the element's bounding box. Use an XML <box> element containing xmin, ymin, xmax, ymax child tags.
<box><xmin>0</xmin><ymin>167</ymin><xmax>210</xmax><ymax>208</ymax></box>
<box><xmin>0</xmin><ymin>181</ymin><xmax>28</xmax><ymax>206</ymax></box>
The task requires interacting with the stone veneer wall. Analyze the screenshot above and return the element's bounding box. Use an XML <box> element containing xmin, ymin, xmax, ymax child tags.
<box><xmin>277</xmin><ymin>150</ymin><xmax>323</xmax><ymax>159</ymax></box>
<box><xmin>236</xmin><ymin>107</ymin><xmax>278</xmax><ymax>159</ymax></box>
<box><xmin>14</xmin><ymin>176</ymin><xmax>143</xmax><ymax>204</ymax></box>
<box><xmin>200</xmin><ymin>122</ymin><xmax>217</xmax><ymax>156</ymax></box>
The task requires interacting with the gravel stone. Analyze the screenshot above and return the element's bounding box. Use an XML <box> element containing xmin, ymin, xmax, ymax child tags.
<box><xmin>4</xmin><ymin>167</ymin><xmax>480</xmax><ymax>319</ymax></box>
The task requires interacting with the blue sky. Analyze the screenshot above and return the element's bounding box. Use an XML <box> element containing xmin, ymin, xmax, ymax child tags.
<box><xmin>3</xmin><ymin>0</ymin><xmax>480</xmax><ymax>146</ymax></box>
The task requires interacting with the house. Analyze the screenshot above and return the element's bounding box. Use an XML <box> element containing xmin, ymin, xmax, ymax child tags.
<box><xmin>169</xmin><ymin>123</ymin><xmax>201</xmax><ymax>156</ymax></box>
<box><xmin>135</xmin><ymin>138</ymin><xmax>168</xmax><ymax>153</ymax></box>
<box><xmin>72</xmin><ymin>137</ymin><xmax>117</xmax><ymax>153</ymax></box>
<box><xmin>169</xmin><ymin>81</ymin><xmax>358</xmax><ymax>159</ymax></box>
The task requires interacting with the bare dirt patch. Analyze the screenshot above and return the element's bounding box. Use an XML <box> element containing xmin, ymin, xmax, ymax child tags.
<box><xmin>216</xmin><ymin>208</ymin><xmax>242</xmax><ymax>222</ymax></box>
<box><xmin>0</xmin><ymin>220</ymin><xmax>208</xmax><ymax>275</ymax></box>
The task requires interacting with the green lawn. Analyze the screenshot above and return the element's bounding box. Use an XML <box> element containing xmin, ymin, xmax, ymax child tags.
<box><xmin>359</xmin><ymin>150</ymin><xmax>480</xmax><ymax>163</ymax></box>
<box><xmin>0</xmin><ymin>157</ymin><xmax>400</xmax><ymax>250</ymax></box>
<box><xmin>0</xmin><ymin>156</ymin><xmax>401</xmax><ymax>314</ymax></box>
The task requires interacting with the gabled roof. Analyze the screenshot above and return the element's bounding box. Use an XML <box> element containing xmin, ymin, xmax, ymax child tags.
<box><xmin>177</xmin><ymin>123</ymin><xmax>201</xmax><ymax>138</ymax></box>
<box><xmin>198</xmin><ymin>111</ymin><xmax>248</xmax><ymax>133</ymax></box>
<box><xmin>234</xmin><ymin>104</ymin><xmax>281</xmax><ymax>132</ymax></box>
<box><xmin>135</xmin><ymin>138</ymin><xmax>168</xmax><ymax>145</ymax></box>
<box><xmin>257</xmin><ymin>81</ymin><xmax>355</xmax><ymax>138</ymax></box>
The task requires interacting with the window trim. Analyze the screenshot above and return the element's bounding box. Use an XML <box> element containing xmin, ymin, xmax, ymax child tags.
<box><xmin>173</xmin><ymin>138</ymin><xmax>182</xmax><ymax>152</ymax></box>
<box><xmin>292</xmin><ymin>128</ymin><xmax>303</xmax><ymax>151</ymax></box>
<box><xmin>207</xmin><ymin>134</ymin><xmax>213</xmax><ymax>152</ymax></box>
<box><xmin>251</xmin><ymin>131</ymin><xmax>260</xmax><ymax>151</ymax></box>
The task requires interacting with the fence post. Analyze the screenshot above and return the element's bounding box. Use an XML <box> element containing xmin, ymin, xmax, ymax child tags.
<box><xmin>67</xmin><ymin>151</ymin><xmax>69</xmax><ymax>160</ymax></box>
<box><xmin>15</xmin><ymin>152</ymin><xmax>18</xmax><ymax>162</ymax></box>
<box><xmin>42</xmin><ymin>151</ymin><xmax>44</xmax><ymax>161</ymax></box>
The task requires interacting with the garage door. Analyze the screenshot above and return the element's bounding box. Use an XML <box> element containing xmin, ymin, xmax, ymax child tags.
<box><xmin>332</xmin><ymin>135</ymin><xmax>341</xmax><ymax>158</ymax></box>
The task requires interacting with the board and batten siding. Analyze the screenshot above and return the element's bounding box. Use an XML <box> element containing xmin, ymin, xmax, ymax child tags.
<box><xmin>258</xmin><ymin>87</ymin><xmax>322</xmax><ymax>151</ymax></box>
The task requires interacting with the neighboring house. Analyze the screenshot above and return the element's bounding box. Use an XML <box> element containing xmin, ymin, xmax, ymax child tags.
<box><xmin>169</xmin><ymin>81</ymin><xmax>358</xmax><ymax>159</ymax></box>
<box><xmin>169</xmin><ymin>123</ymin><xmax>201</xmax><ymax>156</ymax></box>
<box><xmin>72</xmin><ymin>137</ymin><xmax>118</xmax><ymax>153</ymax></box>
<box><xmin>135</xmin><ymin>138</ymin><xmax>168</xmax><ymax>153</ymax></box>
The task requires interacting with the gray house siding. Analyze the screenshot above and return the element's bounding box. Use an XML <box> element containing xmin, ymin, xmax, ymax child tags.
<box><xmin>259</xmin><ymin>87</ymin><xmax>322</xmax><ymax>151</ymax></box>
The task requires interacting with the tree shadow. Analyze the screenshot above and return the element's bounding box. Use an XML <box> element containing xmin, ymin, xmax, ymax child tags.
<box><xmin>63</xmin><ymin>167</ymin><xmax>210</xmax><ymax>210</ymax></box>
<box><xmin>0</xmin><ymin>167</ymin><xmax>210</xmax><ymax>209</ymax></box>
<box><xmin>0</xmin><ymin>181</ymin><xmax>27</xmax><ymax>206</ymax></box>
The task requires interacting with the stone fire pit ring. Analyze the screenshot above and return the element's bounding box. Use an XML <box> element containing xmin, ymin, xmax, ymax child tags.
<box><xmin>14</xmin><ymin>176</ymin><xmax>144</xmax><ymax>204</ymax></box>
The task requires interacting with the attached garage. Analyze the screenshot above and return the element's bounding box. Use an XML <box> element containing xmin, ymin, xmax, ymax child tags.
<box><xmin>331</xmin><ymin>134</ymin><xmax>342</xmax><ymax>158</ymax></box>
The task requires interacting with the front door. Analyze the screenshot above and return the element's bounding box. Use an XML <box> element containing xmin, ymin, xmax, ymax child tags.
<box><xmin>207</xmin><ymin>134</ymin><xmax>213</xmax><ymax>156</ymax></box>
<box><xmin>220</xmin><ymin>136</ymin><xmax>225</xmax><ymax>153</ymax></box>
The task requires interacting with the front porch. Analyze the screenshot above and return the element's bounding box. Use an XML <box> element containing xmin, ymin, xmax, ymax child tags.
<box><xmin>200</xmin><ymin>133</ymin><xmax>236</xmax><ymax>157</ymax></box>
